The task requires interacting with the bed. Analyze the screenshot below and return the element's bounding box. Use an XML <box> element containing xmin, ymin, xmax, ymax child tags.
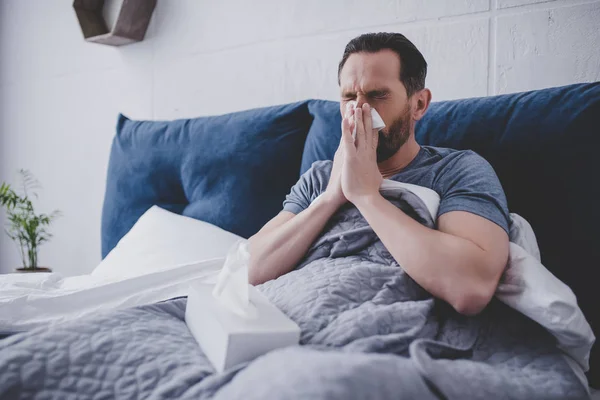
<box><xmin>0</xmin><ymin>83</ymin><xmax>599</xmax><ymax>399</ymax></box>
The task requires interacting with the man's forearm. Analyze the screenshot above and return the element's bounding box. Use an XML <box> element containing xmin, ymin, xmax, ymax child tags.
<box><xmin>353</xmin><ymin>193</ymin><xmax>497</xmax><ymax>315</ymax></box>
<box><xmin>248</xmin><ymin>196</ymin><xmax>341</xmax><ymax>285</ymax></box>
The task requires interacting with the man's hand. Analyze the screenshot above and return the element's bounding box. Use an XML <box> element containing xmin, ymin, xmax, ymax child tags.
<box><xmin>341</xmin><ymin>104</ymin><xmax>383</xmax><ymax>205</ymax></box>
<box><xmin>323</xmin><ymin>126</ymin><xmax>349</xmax><ymax>208</ymax></box>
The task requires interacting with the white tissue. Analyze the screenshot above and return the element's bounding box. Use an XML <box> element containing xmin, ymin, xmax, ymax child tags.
<box><xmin>344</xmin><ymin>101</ymin><xmax>386</xmax><ymax>141</ymax></box>
<box><xmin>212</xmin><ymin>240</ymin><xmax>258</xmax><ymax>319</ymax></box>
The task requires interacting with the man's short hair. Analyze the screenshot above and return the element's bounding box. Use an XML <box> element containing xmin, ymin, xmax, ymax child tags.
<box><xmin>337</xmin><ymin>32</ymin><xmax>427</xmax><ymax>97</ymax></box>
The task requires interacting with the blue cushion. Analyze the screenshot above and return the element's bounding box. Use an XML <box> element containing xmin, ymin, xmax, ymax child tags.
<box><xmin>300</xmin><ymin>100</ymin><xmax>343</xmax><ymax>174</ymax></box>
<box><xmin>101</xmin><ymin>101</ymin><xmax>312</xmax><ymax>258</ymax></box>
<box><xmin>301</xmin><ymin>83</ymin><xmax>600</xmax><ymax>385</ymax></box>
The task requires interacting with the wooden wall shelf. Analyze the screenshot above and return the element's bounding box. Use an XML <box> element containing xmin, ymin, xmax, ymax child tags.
<box><xmin>73</xmin><ymin>0</ymin><xmax>156</xmax><ymax>46</ymax></box>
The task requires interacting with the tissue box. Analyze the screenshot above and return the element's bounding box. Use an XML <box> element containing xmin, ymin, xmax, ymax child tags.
<box><xmin>185</xmin><ymin>283</ymin><xmax>301</xmax><ymax>373</ymax></box>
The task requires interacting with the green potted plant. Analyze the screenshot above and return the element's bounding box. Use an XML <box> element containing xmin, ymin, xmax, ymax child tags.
<box><xmin>0</xmin><ymin>170</ymin><xmax>60</xmax><ymax>273</ymax></box>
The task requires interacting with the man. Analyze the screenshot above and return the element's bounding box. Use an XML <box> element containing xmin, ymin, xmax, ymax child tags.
<box><xmin>248</xmin><ymin>32</ymin><xmax>510</xmax><ymax>316</ymax></box>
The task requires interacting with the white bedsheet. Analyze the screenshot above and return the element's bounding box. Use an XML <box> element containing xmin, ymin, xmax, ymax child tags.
<box><xmin>0</xmin><ymin>258</ymin><xmax>224</xmax><ymax>333</ymax></box>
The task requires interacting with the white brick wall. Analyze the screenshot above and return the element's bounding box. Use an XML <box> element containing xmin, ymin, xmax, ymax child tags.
<box><xmin>1</xmin><ymin>0</ymin><xmax>598</xmax><ymax>275</ymax></box>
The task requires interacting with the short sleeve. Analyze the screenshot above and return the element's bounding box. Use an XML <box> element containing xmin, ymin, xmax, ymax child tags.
<box><xmin>436</xmin><ymin>151</ymin><xmax>510</xmax><ymax>233</ymax></box>
<box><xmin>282</xmin><ymin>160</ymin><xmax>332</xmax><ymax>214</ymax></box>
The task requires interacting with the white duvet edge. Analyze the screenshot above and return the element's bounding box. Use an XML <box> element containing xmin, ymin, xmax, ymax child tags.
<box><xmin>0</xmin><ymin>258</ymin><xmax>225</xmax><ymax>333</ymax></box>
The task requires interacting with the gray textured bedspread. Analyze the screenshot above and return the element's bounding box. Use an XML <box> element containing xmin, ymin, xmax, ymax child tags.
<box><xmin>0</xmin><ymin>188</ymin><xmax>588</xmax><ymax>399</ymax></box>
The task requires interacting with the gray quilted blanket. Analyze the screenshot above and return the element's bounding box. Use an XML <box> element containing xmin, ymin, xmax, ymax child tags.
<box><xmin>0</xmin><ymin>188</ymin><xmax>589</xmax><ymax>399</ymax></box>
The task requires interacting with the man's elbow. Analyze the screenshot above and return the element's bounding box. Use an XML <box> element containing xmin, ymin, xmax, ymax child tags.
<box><xmin>248</xmin><ymin>260</ymin><xmax>266</xmax><ymax>286</ymax></box>
<box><xmin>451</xmin><ymin>252</ymin><xmax>507</xmax><ymax>316</ymax></box>
<box><xmin>248</xmin><ymin>254</ymin><xmax>278</xmax><ymax>286</ymax></box>
<box><xmin>451</xmin><ymin>284</ymin><xmax>496</xmax><ymax>316</ymax></box>
<box><xmin>247</xmin><ymin>238</ymin><xmax>266</xmax><ymax>285</ymax></box>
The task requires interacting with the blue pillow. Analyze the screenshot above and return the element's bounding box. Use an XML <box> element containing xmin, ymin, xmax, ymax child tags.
<box><xmin>301</xmin><ymin>83</ymin><xmax>600</xmax><ymax>385</ymax></box>
<box><xmin>300</xmin><ymin>100</ymin><xmax>342</xmax><ymax>174</ymax></box>
<box><xmin>101</xmin><ymin>101</ymin><xmax>312</xmax><ymax>258</ymax></box>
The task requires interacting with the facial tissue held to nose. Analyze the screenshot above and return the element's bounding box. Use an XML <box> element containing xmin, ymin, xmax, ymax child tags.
<box><xmin>344</xmin><ymin>101</ymin><xmax>386</xmax><ymax>142</ymax></box>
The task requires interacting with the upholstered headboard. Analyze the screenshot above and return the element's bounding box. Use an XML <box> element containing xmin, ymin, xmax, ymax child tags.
<box><xmin>102</xmin><ymin>83</ymin><xmax>600</xmax><ymax>384</ymax></box>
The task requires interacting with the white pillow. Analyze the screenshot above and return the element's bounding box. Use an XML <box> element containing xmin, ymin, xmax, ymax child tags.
<box><xmin>379</xmin><ymin>179</ymin><xmax>440</xmax><ymax>221</ymax></box>
<box><xmin>497</xmin><ymin>213</ymin><xmax>595</xmax><ymax>373</ymax></box>
<box><xmin>312</xmin><ymin>179</ymin><xmax>441</xmax><ymax>222</ymax></box>
<box><xmin>92</xmin><ymin>206</ymin><xmax>243</xmax><ymax>279</ymax></box>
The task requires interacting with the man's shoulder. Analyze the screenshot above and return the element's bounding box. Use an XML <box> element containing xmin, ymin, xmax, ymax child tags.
<box><xmin>422</xmin><ymin>147</ymin><xmax>509</xmax><ymax>232</ymax></box>
<box><xmin>422</xmin><ymin>146</ymin><xmax>491</xmax><ymax>170</ymax></box>
<box><xmin>305</xmin><ymin>159</ymin><xmax>333</xmax><ymax>178</ymax></box>
<box><xmin>309</xmin><ymin>159</ymin><xmax>333</xmax><ymax>169</ymax></box>
<box><xmin>421</xmin><ymin>146</ymin><xmax>501</xmax><ymax>198</ymax></box>
<box><xmin>294</xmin><ymin>160</ymin><xmax>333</xmax><ymax>191</ymax></box>
<box><xmin>423</xmin><ymin>145</ymin><xmax>478</xmax><ymax>159</ymax></box>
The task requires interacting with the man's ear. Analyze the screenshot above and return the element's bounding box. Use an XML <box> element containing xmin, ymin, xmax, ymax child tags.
<box><xmin>411</xmin><ymin>88</ymin><xmax>432</xmax><ymax>121</ymax></box>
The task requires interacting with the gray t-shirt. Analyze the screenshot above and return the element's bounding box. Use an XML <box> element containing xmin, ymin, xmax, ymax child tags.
<box><xmin>283</xmin><ymin>146</ymin><xmax>510</xmax><ymax>233</ymax></box>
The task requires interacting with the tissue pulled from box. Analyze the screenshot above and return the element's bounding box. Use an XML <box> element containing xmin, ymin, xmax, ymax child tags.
<box><xmin>186</xmin><ymin>282</ymin><xmax>301</xmax><ymax>373</ymax></box>
<box><xmin>212</xmin><ymin>240</ymin><xmax>257</xmax><ymax>319</ymax></box>
<box><xmin>186</xmin><ymin>239</ymin><xmax>300</xmax><ymax>372</ymax></box>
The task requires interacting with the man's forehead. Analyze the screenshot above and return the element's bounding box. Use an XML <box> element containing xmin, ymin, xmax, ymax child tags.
<box><xmin>339</xmin><ymin>50</ymin><xmax>401</xmax><ymax>90</ymax></box>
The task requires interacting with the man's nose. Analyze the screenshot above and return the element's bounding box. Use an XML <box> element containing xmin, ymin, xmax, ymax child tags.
<box><xmin>355</xmin><ymin>95</ymin><xmax>368</xmax><ymax>110</ymax></box>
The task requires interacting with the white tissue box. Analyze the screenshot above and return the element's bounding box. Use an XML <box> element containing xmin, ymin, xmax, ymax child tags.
<box><xmin>185</xmin><ymin>283</ymin><xmax>301</xmax><ymax>373</ymax></box>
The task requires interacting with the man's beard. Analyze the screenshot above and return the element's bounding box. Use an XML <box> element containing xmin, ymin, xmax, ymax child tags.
<box><xmin>376</xmin><ymin>105</ymin><xmax>412</xmax><ymax>163</ymax></box>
